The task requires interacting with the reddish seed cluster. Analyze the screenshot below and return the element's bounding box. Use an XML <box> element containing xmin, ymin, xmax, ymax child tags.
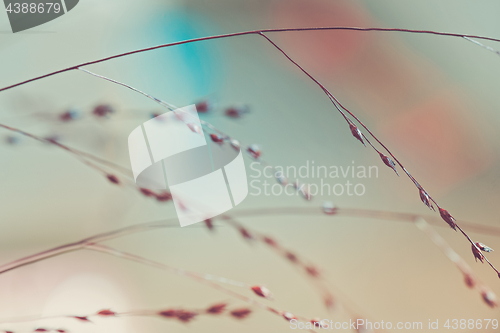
<box><xmin>305</xmin><ymin>265</ymin><xmax>320</xmax><ymax>278</ymax></box>
<box><xmin>438</xmin><ymin>208</ymin><xmax>457</xmax><ymax>230</ymax></box>
<box><xmin>379</xmin><ymin>153</ymin><xmax>399</xmax><ymax>176</ymax></box>
<box><xmin>472</xmin><ymin>242</ymin><xmax>494</xmax><ymax>263</ymax></box>
<box><xmin>463</xmin><ymin>273</ymin><xmax>475</xmax><ymax>288</ymax></box>
<box><xmin>472</xmin><ymin>244</ymin><xmax>485</xmax><ymax>263</ymax></box>
<box><xmin>285</xmin><ymin>252</ymin><xmax>299</xmax><ymax>263</ymax></box>
<box><xmin>138</xmin><ymin>188</ymin><xmax>172</xmax><ymax>202</ymax></box>
<box><xmin>59</xmin><ymin>109</ymin><xmax>80</xmax><ymax>122</ymax></box>
<box><xmin>262</xmin><ymin>236</ymin><xmax>278</xmax><ymax>248</ymax></box>
<box><xmin>481</xmin><ymin>290</ymin><xmax>498</xmax><ymax>308</ymax></box>
<box><xmin>158</xmin><ymin>309</ymin><xmax>198</xmax><ymax>323</ymax></box>
<box><xmin>96</xmin><ymin>309</ymin><xmax>116</xmax><ymax>316</ymax></box>
<box><xmin>139</xmin><ymin>188</ymin><xmax>155</xmax><ymax>197</ymax></box>
<box><xmin>106</xmin><ymin>174</ymin><xmax>120</xmax><ymax>185</ymax></box>
<box><xmin>322</xmin><ymin>201</ymin><xmax>337</xmax><ymax>215</ymax></box>
<box><xmin>92</xmin><ymin>104</ymin><xmax>114</xmax><ymax>117</ymax></box>
<box><xmin>229</xmin><ymin>308</ymin><xmax>252</xmax><ymax>319</ymax></box>
<box><xmin>229</xmin><ymin>139</ymin><xmax>240</xmax><ymax>150</ymax></box>
<box><xmin>195</xmin><ymin>100</ymin><xmax>212</xmax><ymax>113</ymax></box>
<box><xmin>476</xmin><ymin>242</ymin><xmax>494</xmax><ymax>253</ymax></box>
<box><xmin>187</xmin><ymin>123</ymin><xmax>203</xmax><ymax>135</ymax></box>
<box><xmin>247</xmin><ymin>144</ymin><xmax>261</xmax><ymax>159</ymax></box>
<box><xmin>205</xmin><ymin>303</ymin><xmax>227</xmax><ymax>314</ymax></box>
<box><xmin>282</xmin><ymin>312</ymin><xmax>297</xmax><ymax>321</ymax></box>
<box><xmin>210</xmin><ymin>133</ymin><xmax>224</xmax><ymax>143</ymax></box>
<box><xmin>155</xmin><ymin>191</ymin><xmax>172</xmax><ymax>202</ymax></box>
<box><xmin>238</xmin><ymin>227</ymin><xmax>253</xmax><ymax>240</ymax></box>
<box><xmin>251</xmin><ymin>285</ymin><xmax>272</xmax><ymax>298</ymax></box>
<box><xmin>224</xmin><ymin>105</ymin><xmax>249</xmax><ymax>118</ymax></box>
<box><xmin>204</xmin><ymin>218</ymin><xmax>214</xmax><ymax>231</ymax></box>
<box><xmin>349</xmin><ymin>122</ymin><xmax>365</xmax><ymax>146</ymax></box>
<box><xmin>419</xmin><ymin>189</ymin><xmax>434</xmax><ymax>211</ymax></box>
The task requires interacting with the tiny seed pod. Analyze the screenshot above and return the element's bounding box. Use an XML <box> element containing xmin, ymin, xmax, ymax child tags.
<box><xmin>472</xmin><ymin>244</ymin><xmax>484</xmax><ymax>263</ymax></box>
<box><xmin>59</xmin><ymin>109</ymin><xmax>80</xmax><ymax>122</ymax></box>
<box><xmin>349</xmin><ymin>122</ymin><xmax>365</xmax><ymax>146</ymax></box>
<box><xmin>419</xmin><ymin>189</ymin><xmax>434</xmax><ymax>211</ymax></box>
<box><xmin>311</xmin><ymin>318</ymin><xmax>327</xmax><ymax>328</ymax></box>
<box><xmin>295</xmin><ymin>183</ymin><xmax>312</xmax><ymax>201</ymax></box>
<box><xmin>97</xmin><ymin>309</ymin><xmax>116</xmax><ymax>316</ymax></box>
<box><xmin>158</xmin><ymin>309</ymin><xmax>176</xmax><ymax>318</ymax></box>
<box><xmin>439</xmin><ymin>208</ymin><xmax>456</xmax><ymax>230</ymax></box>
<box><xmin>139</xmin><ymin>188</ymin><xmax>155</xmax><ymax>197</ymax></box>
<box><xmin>106</xmin><ymin>174</ymin><xmax>120</xmax><ymax>185</ymax></box>
<box><xmin>175</xmin><ymin>310</ymin><xmax>198</xmax><ymax>322</ymax></box>
<box><xmin>247</xmin><ymin>144</ymin><xmax>261</xmax><ymax>159</ymax></box>
<box><xmin>73</xmin><ymin>316</ymin><xmax>90</xmax><ymax>322</ymax></box>
<box><xmin>230</xmin><ymin>308</ymin><xmax>252</xmax><ymax>319</ymax></box>
<box><xmin>275</xmin><ymin>172</ymin><xmax>288</xmax><ymax>185</ymax></box>
<box><xmin>283</xmin><ymin>312</ymin><xmax>297</xmax><ymax>321</ymax></box>
<box><xmin>481</xmin><ymin>290</ymin><xmax>498</xmax><ymax>308</ymax></box>
<box><xmin>92</xmin><ymin>104</ymin><xmax>114</xmax><ymax>117</ymax></box>
<box><xmin>230</xmin><ymin>139</ymin><xmax>240</xmax><ymax>150</ymax></box>
<box><xmin>251</xmin><ymin>285</ymin><xmax>272</xmax><ymax>298</ymax></box>
<box><xmin>285</xmin><ymin>252</ymin><xmax>298</xmax><ymax>263</ymax></box>
<box><xmin>238</xmin><ymin>227</ymin><xmax>253</xmax><ymax>240</ymax></box>
<box><xmin>379</xmin><ymin>153</ymin><xmax>399</xmax><ymax>176</ymax></box>
<box><xmin>463</xmin><ymin>273</ymin><xmax>475</xmax><ymax>288</ymax></box>
<box><xmin>204</xmin><ymin>219</ymin><xmax>214</xmax><ymax>231</ymax></box>
<box><xmin>305</xmin><ymin>265</ymin><xmax>320</xmax><ymax>278</ymax></box>
<box><xmin>206</xmin><ymin>303</ymin><xmax>227</xmax><ymax>314</ymax></box>
<box><xmin>210</xmin><ymin>133</ymin><xmax>224</xmax><ymax>143</ymax></box>
<box><xmin>195</xmin><ymin>100</ymin><xmax>213</xmax><ymax>113</ymax></box>
<box><xmin>322</xmin><ymin>201</ymin><xmax>337</xmax><ymax>215</ymax></box>
<box><xmin>155</xmin><ymin>191</ymin><xmax>172</xmax><ymax>202</ymax></box>
<box><xmin>225</xmin><ymin>105</ymin><xmax>249</xmax><ymax>118</ymax></box>
<box><xmin>476</xmin><ymin>242</ymin><xmax>494</xmax><ymax>253</ymax></box>
<box><xmin>186</xmin><ymin>123</ymin><xmax>203</xmax><ymax>135</ymax></box>
<box><xmin>262</xmin><ymin>236</ymin><xmax>278</xmax><ymax>247</ymax></box>
<box><xmin>34</xmin><ymin>329</ymin><xmax>48</xmax><ymax>332</ymax></box>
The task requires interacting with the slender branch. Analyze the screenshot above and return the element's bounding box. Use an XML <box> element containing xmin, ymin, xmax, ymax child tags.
<box><xmin>255</xmin><ymin>33</ymin><xmax>499</xmax><ymax>277</ymax></box>
<box><xmin>84</xmin><ymin>244</ymin><xmax>313</xmax><ymax>320</ymax></box>
<box><xmin>415</xmin><ymin>218</ymin><xmax>498</xmax><ymax>308</ymax></box>
<box><xmin>463</xmin><ymin>36</ymin><xmax>500</xmax><ymax>57</ymax></box>
<box><xmin>1</xmin><ymin>206</ymin><xmax>497</xmax><ymax>275</ymax></box>
<box><xmin>1</xmin><ymin>26</ymin><xmax>500</xmax><ymax>93</ymax></box>
<box><xmin>1</xmin><ymin>27</ymin><xmax>498</xmax><ymax>271</ymax></box>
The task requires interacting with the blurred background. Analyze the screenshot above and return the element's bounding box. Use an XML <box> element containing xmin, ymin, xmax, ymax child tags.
<box><xmin>1</xmin><ymin>0</ymin><xmax>500</xmax><ymax>332</ymax></box>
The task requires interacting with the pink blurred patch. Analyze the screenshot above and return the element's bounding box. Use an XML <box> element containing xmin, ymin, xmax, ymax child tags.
<box><xmin>270</xmin><ymin>0</ymin><xmax>371</xmax><ymax>74</ymax></box>
<box><xmin>378</xmin><ymin>92</ymin><xmax>493</xmax><ymax>191</ymax></box>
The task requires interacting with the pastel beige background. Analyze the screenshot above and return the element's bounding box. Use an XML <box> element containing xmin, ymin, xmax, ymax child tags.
<box><xmin>0</xmin><ymin>1</ymin><xmax>499</xmax><ymax>332</ymax></box>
